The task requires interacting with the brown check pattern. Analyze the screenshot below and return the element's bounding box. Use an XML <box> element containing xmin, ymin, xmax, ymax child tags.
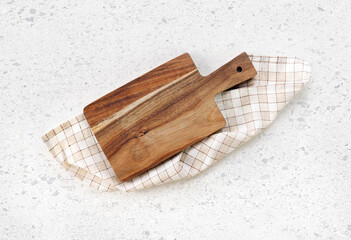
<box><xmin>41</xmin><ymin>55</ymin><xmax>311</xmax><ymax>192</ymax></box>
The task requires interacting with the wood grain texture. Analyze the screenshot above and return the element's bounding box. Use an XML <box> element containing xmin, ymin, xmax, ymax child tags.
<box><xmin>84</xmin><ymin>53</ymin><xmax>197</xmax><ymax>127</ymax></box>
<box><xmin>84</xmin><ymin>52</ymin><xmax>257</xmax><ymax>181</ymax></box>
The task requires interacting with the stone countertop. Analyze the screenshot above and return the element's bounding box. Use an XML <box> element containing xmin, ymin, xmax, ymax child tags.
<box><xmin>0</xmin><ymin>0</ymin><xmax>350</xmax><ymax>239</ymax></box>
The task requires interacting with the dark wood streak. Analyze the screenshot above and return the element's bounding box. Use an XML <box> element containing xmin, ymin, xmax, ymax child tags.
<box><xmin>84</xmin><ymin>52</ymin><xmax>257</xmax><ymax>181</ymax></box>
<box><xmin>84</xmin><ymin>53</ymin><xmax>197</xmax><ymax>127</ymax></box>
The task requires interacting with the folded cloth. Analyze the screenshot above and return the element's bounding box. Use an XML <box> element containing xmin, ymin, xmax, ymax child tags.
<box><xmin>41</xmin><ymin>55</ymin><xmax>311</xmax><ymax>192</ymax></box>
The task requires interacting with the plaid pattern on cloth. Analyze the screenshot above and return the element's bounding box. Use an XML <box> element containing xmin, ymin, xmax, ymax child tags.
<box><xmin>41</xmin><ymin>55</ymin><xmax>311</xmax><ymax>192</ymax></box>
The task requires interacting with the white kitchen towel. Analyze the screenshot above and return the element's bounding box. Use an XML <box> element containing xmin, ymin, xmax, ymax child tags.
<box><xmin>41</xmin><ymin>55</ymin><xmax>311</xmax><ymax>192</ymax></box>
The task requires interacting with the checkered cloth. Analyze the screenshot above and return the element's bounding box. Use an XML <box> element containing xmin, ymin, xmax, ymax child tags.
<box><xmin>41</xmin><ymin>55</ymin><xmax>311</xmax><ymax>192</ymax></box>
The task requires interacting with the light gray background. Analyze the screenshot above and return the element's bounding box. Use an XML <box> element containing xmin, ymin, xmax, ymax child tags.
<box><xmin>0</xmin><ymin>0</ymin><xmax>350</xmax><ymax>239</ymax></box>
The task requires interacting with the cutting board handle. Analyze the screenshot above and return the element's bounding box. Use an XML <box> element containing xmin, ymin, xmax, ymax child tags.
<box><xmin>205</xmin><ymin>52</ymin><xmax>256</xmax><ymax>96</ymax></box>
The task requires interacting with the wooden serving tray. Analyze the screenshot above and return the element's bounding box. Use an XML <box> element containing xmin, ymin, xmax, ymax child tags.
<box><xmin>84</xmin><ymin>52</ymin><xmax>256</xmax><ymax>181</ymax></box>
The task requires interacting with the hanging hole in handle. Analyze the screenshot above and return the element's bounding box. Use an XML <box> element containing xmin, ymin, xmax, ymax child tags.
<box><xmin>236</xmin><ymin>66</ymin><xmax>242</xmax><ymax>72</ymax></box>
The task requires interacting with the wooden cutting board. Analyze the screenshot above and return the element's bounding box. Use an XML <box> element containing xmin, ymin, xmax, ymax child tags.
<box><xmin>84</xmin><ymin>52</ymin><xmax>257</xmax><ymax>181</ymax></box>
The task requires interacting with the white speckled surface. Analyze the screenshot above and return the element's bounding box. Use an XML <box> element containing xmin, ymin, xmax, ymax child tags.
<box><xmin>0</xmin><ymin>0</ymin><xmax>350</xmax><ymax>239</ymax></box>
